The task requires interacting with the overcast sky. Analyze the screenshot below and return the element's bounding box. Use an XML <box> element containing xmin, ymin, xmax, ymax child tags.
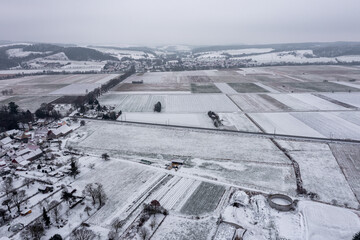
<box><xmin>1</xmin><ymin>0</ymin><xmax>360</xmax><ymax>46</ymax></box>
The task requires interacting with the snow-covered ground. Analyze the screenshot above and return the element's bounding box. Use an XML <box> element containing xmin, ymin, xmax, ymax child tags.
<box><xmin>322</xmin><ymin>92</ymin><xmax>360</xmax><ymax>108</ymax></box>
<box><xmin>299</xmin><ymin>201</ymin><xmax>360</xmax><ymax>240</ymax></box>
<box><xmin>196</xmin><ymin>48</ymin><xmax>274</xmax><ymax>59</ymax></box>
<box><xmin>49</xmin><ymin>83</ymin><xmax>102</xmax><ymax>95</ymax></box>
<box><xmin>99</xmin><ymin>93</ymin><xmax>239</xmax><ymax>113</ymax></box>
<box><xmin>277</xmin><ymin>140</ymin><xmax>359</xmax><ymax>208</ymax></box>
<box><xmin>249</xmin><ymin>112</ymin><xmax>325</xmax><ymax>137</ymax></box>
<box><xmin>118</xmin><ymin>112</ymin><xmax>215</xmax><ymax>128</ymax></box>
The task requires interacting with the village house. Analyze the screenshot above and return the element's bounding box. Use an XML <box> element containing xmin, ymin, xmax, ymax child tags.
<box><xmin>48</xmin><ymin>124</ymin><xmax>73</xmax><ymax>139</ymax></box>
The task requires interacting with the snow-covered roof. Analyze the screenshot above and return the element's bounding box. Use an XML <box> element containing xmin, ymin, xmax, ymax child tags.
<box><xmin>16</xmin><ymin>148</ymin><xmax>32</xmax><ymax>156</ymax></box>
<box><xmin>51</xmin><ymin>125</ymin><xmax>72</xmax><ymax>136</ymax></box>
<box><xmin>5</xmin><ymin>129</ymin><xmax>19</xmax><ymax>136</ymax></box>
<box><xmin>0</xmin><ymin>137</ymin><xmax>13</xmax><ymax>145</ymax></box>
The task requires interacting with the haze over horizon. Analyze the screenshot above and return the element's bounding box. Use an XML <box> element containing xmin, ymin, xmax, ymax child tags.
<box><xmin>1</xmin><ymin>0</ymin><xmax>360</xmax><ymax>46</ymax></box>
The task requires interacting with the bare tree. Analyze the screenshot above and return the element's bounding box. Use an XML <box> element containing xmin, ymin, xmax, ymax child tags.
<box><xmin>94</xmin><ymin>183</ymin><xmax>107</xmax><ymax>208</ymax></box>
<box><xmin>84</xmin><ymin>206</ymin><xmax>92</xmax><ymax>216</ymax></box>
<box><xmin>111</xmin><ymin>217</ymin><xmax>124</xmax><ymax>233</ymax></box>
<box><xmin>11</xmin><ymin>190</ymin><xmax>27</xmax><ymax>213</ymax></box>
<box><xmin>69</xmin><ymin>157</ymin><xmax>80</xmax><ymax>179</ymax></box>
<box><xmin>101</xmin><ymin>153</ymin><xmax>110</xmax><ymax>161</ymax></box>
<box><xmin>139</xmin><ymin>227</ymin><xmax>149</xmax><ymax>240</ymax></box>
<box><xmin>108</xmin><ymin>230</ymin><xmax>118</xmax><ymax>240</ymax></box>
<box><xmin>49</xmin><ymin>200</ymin><xmax>62</xmax><ymax>223</ymax></box>
<box><xmin>2</xmin><ymin>199</ymin><xmax>12</xmax><ymax>213</ymax></box>
<box><xmin>22</xmin><ymin>178</ymin><xmax>33</xmax><ymax>189</ymax></box>
<box><xmin>1</xmin><ymin>177</ymin><xmax>13</xmax><ymax>196</ymax></box>
<box><xmin>71</xmin><ymin>227</ymin><xmax>96</xmax><ymax>240</ymax></box>
<box><xmin>150</xmin><ymin>217</ymin><xmax>156</xmax><ymax>230</ymax></box>
<box><xmin>27</xmin><ymin>221</ymin><xmax>44</xmax><ymax>240</ymax></box>
<box><xmin>0</xmin><ymin>208</ymin><xmax>7</xmax><ymax>222</ymax></box>
<box><xmin>83</xmin><ymin>183</ymin><xmax>97</xmax><ymax>206</ymax></box>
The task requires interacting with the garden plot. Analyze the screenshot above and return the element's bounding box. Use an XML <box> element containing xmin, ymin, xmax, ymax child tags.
<box><xmin>180</xmin><ymin>182</ymin><xmax>225</xmax><ymax>215</ymax></box>
<box><xmin>98</xmin><ymin>94</ymin><xmax>166</xmax><ymax>112</ymax></box>
<box><xmin>299</xmin><ymin>201</ymin><xmax>360</xmax><ymax>240</ymax></box>
<box><xmin>213</xmin><ymin>223</ymin><xmax>236</xmax><ymax>240</ymax></box>
<box><xmin>165</xmin><ymin>94</ymin><xmax>239</xmax><ymax>113</ymax></box>
<box><xmin>329</xmin><ymin>143</ymin><xmax>360</xmax><ymax>203</ymax></box>
<box><xmin>229</xmin><ymin>94</ymin><xmax>290</xmax><ymax>112</ymax></box>
<box><xmin>222</xmin><ymin>192</ymin><xmax>302</xmax><ymax>240</ymax></box>
<box><xmin>49</xmin><ymin>83</ymin><xmax>101</xmax><ymax>95</ymax></box>
<box><xmin>277</xmin><ymin>141</ymin><xmax>359</xmax><ymax>208</ymax></box>
<box><xmin>214</xmin><ymin>83</ymin><xmax>237</xmax><ymax>94</ymax></box>
<box><xmin>219</xmin><ymin>112</ymin><xmax>260</xmax><ymax>132</ymax></box>
<box><xmin>151</xmin><ymin>215</ymin><xmax>217</xmax><ymax>240</ymax></box>
<box><xmin>249</xmin><ymin>113</ymin><xmax>324</xmax><ymax>137</ymax></box>
<box><xmin>191</xmin><ymin>83</ymin><xmax>221</xmax><ymax>93</ymax></box>
<box><xmin>291</xmin><ymin>112</ymin><xmax>360</xmax><ymax>140</ymax></box>
<box><xmin>71</xmin><ymin>159</ymin><xmax>161</xmax><ymax>228</ymax></box>
<box><xmin>267</xmin><ymin>94</ymin><xmax>316</xmax><ymax>111</ymax></box>
<box><xmin>290</xmin><ymin>93</ymin><xmax>348</xmax><ymax>110</ymax></box>
<box><xmin>74</xmin><ymin>121</ymin><xmax>289</xmax><ymax>164</ymax></box>
<box><xmin>321</xmin><ymin>92</ymin><xmax>360</xmax><ymax>108</ymax></box>
<box><xmin>181</xmin><ymin>158</ymin><xmax>296</xmax><ymax>195</ymax></box>
<box><xmin>119</xmin><ymin>112</ymin><xmax>215</xmax><ymax>128</ymax></box>
<box><xmin>228</xmin><ymin>83</ymin><xmax>269</xmax><ymax>93</ymax></box>
<box><xmin>0</xmin><ymin>95</ymin><xmax>59</xmax><ymax>112</ymax></box>
<box><xmin>148</xmin><ymin>176</ymin><xmax>201</xmax><ymax>211</ymax></box>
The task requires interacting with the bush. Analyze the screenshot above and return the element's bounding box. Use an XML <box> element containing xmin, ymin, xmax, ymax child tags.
<box><xmin>353</xmin><ymin>232</ymin><xmax>360</xmax><ymax>240</ymax></box>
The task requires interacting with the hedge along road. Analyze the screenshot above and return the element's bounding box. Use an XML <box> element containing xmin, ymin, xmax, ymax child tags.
<box><xmin>77</xmin><ymin>116</ymin><xmax>360</xmax><ymax>144</ymax></box>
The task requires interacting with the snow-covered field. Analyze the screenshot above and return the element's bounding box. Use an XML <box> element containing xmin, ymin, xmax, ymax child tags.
<box><xmin>73</xmin><ymin>121</ymin><xmax>289</xmax><ymax>164</ymax></box>
<box><xmin>72</xmin><ymin>159</ymin><xmax>161</xmax><ymax>228</ymax></box>
<box><xmin>233</xmin><ymin>50</ymin><xmax>360</xmax><ymax>65</ymax></box>
<box><xmin>196</xmin><ymin>48</ymin><xmax>274</xmax><ymax>59</ymax></box>
<box><xmin>291</xmin><ymin>112</ymin><xmax>360</xmax><ymax>139</ymax></box>
<box><xmin>278</xmin><ymin>141</ymin><xmax>359</xmax><ymax>208</ymax></box>
<box><xmin>89</xmin><ymin>47</ymin><xmax>155</xmax><ymax>60</ymax></box>
<box><xmin>299</xmin><ymin>201</ymin><xmax>360</xmax><ymax>240</ymax></box>
<box><xmin>49</xmin><ymin>83</ymin><xmax>101</xmax><ymax>95</ymax></box>
<box><xmin>6</xmin><ymin>48</ymin><xmax>50</xmax><ymax>58</ymax></box>
<box><xmin>99</xmin><ymin>93</ymin><xmax>239</xmax><ymax>113</ymax></box>
<box><xmin>151</xmin><ymin>215</ymin><xmax>217</xmax><ymax>240</ymax></box>
<box><xmin>229</xmin><ymin>94</ymin><xmax>290</xmax><ymax>112</ymax></box>
<box><xmin>119</xmin><ymin>112</ymin><xmax>215</xmax><ymax>128</ymax></box>
<box><xmin>321</xmin><ymin>92</ymin><xmax>360</xmax><ymax>108</ymax></box>
<box><xmin>218</xmin><ymin>112</ymin><xmax>260</xmax><ymax>132</ymax></box>
<box><xmin>249</xmin><ymin>112</ymin><xmax>325</xmax><ymax>137</ymax></box>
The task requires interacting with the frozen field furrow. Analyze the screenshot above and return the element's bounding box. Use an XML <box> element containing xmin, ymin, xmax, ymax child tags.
<box><xmin>321</xmin><ymin>92</ymin><xmax>360</xmax><ymax>108</ymax></box>
<box><xmin>249</xmin><ymin>112</ymin><xmax>324</xmax><ymax>137</ymax></box>
<box><xmin>291</xmin><ymin>112</ymin><xmax>360</xmax><ymax>140</ymax></box>
<box><xmin>268</xmin><ymin>93</ymin><xmax>315</xmax><ymax>111</ymax></box>
<box><xmin>290</xmin><ymin>93</ymin><xmax>348</xmax><ymax>110</ymax></box>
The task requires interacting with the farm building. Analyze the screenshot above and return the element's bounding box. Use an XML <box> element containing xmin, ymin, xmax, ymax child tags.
<box><xmin>48</xmin><ymin>125</ymin><xmax>73</xmax><ymax>139</ymax></box>
<box><xmin>171</xmin><ymin>160</ymin><xmax>185</xmax><ymax>168</ymax></box>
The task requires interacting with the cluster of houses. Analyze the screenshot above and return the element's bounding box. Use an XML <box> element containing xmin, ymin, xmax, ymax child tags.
<box><xmin>0</xmin><ymin>118</ymin><xmax>75</xmax><ymax>174</ymax></box>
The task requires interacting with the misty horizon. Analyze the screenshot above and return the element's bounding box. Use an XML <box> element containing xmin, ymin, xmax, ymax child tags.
<box><xmin>1</xmin><ymin>0</ymin><xmax>360</xmax><ymax>46</ymax></box>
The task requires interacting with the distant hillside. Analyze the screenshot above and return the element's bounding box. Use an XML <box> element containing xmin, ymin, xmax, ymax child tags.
<box><xmin>192</xmin><ymin>42</ymin><xmax>360</xmax><ymax>57</ymax></box>
<box><xmin>63</xmin><ymin>47</ymin><xmax>118</xmax><ymax>61</ymax></box>
<box><xmin>0</xmin><ymin>43</ymin><xmax>118</xmax><ymax>70</ymax></box>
